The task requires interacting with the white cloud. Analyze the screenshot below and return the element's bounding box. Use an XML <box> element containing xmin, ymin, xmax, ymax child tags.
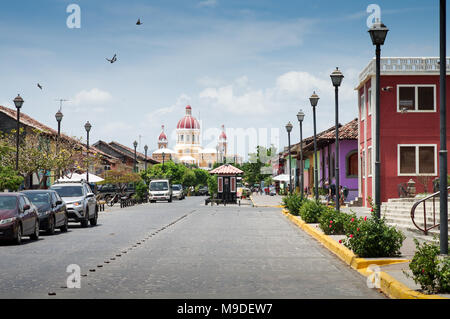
<box><xmin>72</xmin><ymin>88</ymin><xmax>112</xmax><ymax>106</ymax></box>
<box><xmin>144</xmin><ymin>94</ymin><xmax>191</xmax><ymax>128</ymax></box>
<box><xmin>197</xmin><ymin>0</ymin><xmax>218</xmax><ymax>8</ymax></box>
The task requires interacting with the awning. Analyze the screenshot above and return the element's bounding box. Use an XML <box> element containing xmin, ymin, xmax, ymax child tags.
<box><xmin>179</xmin><ymin>155</ymin><xmax>196</xmax><ymax>162</ymax></box>
<box><xmin>273</xmin><ymin>174</ymin><xmax>290</xmax><ymax>182</ymax></box>
<box><xmin>57</xmin><ymin>172</ymin><xmax>104</xmax><ymax>183</ymax></box>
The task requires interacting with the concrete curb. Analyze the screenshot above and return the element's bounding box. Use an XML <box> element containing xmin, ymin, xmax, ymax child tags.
<box><xmin>281</xmin><ymin>208</ymin><xmax>448</xmax><ymax>299</ymax></box>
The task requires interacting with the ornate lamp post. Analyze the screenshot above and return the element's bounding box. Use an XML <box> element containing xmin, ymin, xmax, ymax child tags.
<box><xmin>133</xmin><ymin>140</ymin><xmax>138</xmax><ymax>173</ymax></box>
<box><xmin>55</xmin><ymin>110</ymin><xmax>63</xmax><ymax>179</ymax></box>
<box><xmin>369</xmin><ymin>19</ymin><xmax>388</xmax><ymax>218</ymax></box>
<box><xmin>439</xmin><ymin>0</ymin><xmax>448</xmax><ymax>255</ymax></box>
<box><xmin>309</xmin><ymin>91</ymin><xmax>320</xmax><ymax>201</ymax></box>
<box><xmin>296</xmin><ymin>110</ymin><xmax>305</xmax><ymax>198</ymax></box>
<box><xmin>84</xmin><ymin>121</ymin><xmax>92</xmax><ymax>183</ymax></box>
<box><xmin>144</xmin><ymin>145</ymin><xmax>148</xmax><ymax>171</ymax></box>
<box><xmin>330</xmin><ymin>67</ymin><xmax>344</xmax><ymax>212</ymax></box>
<box><xmin>285</xmin><ymin>122</ymin><xmax>293</xmax><ymax>194</ymax></box>
<box><xmin>13</xmin><ymin>94</ymin><xmax>24</xmax><ymax>171</ymax></box>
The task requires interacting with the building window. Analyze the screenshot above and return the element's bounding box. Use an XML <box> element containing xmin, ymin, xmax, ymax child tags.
<box><xmin>346</xmin><ymin>150</ymin><xmax>358</xmax><ymax>178</ymax></box>
<box><xmin>192</xmin><ymin>134</ymin><xmax>195</xmax><ymax>143</ymax></box>
<box><xmin>397</xmin><ymin>85</ymin><xmax>436</xmax><ymax>112</ymax></box>
<box><xmin>367</xmin><ymin>88</ymin><xmax>372</xmax><ymax>115</ymax></box>
<box><xmin>180</xmin><ymin>135</ymin><xmax>184</xmax><ymax>142</ymax></box>
<box><xmin>398</xmin><ymin>144</ymin><xmax>437</xmax><ymax>176</ymax></box>
<box><xmin>367</xmin><ymin>147</ymin><xmax>372</xmax><ymax>176</ymax></box>
<box><xmin>361</xmin><ymin>150</ymin><xmax>365</xmax><ymax>178</ymax></box>
<box><xmin>360</xmin><ymin>93</ymin><xmax>365</xmax><ymax>120</ymax></box>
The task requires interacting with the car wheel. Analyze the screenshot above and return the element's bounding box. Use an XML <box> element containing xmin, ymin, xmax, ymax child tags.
<box><xmin>168</xmin><ymin>196</ymin><xmax>172</xmax><ymax>203</ymax></box>
<box><xmin>80</xmin><ymin>209</ymin><xmax>89</xmax><ymax>228</ymax></box>
<box><xmin>89</xmin><ymin>209</ymin><xmax>98</xmax><ymax>226</ymax></box>
<box><xmin>30</xmin><ymin>220</ymin><xmax>39</xmax><ymax>241</ymax></box>
<box><xmin>46</xmin><ymin>215</ymin><xmax>55</xmax><ymax>235</ymax></box>
<box><xmin>60</xmin><ymin>214</ymin><xmax>68</xmax><ymax>233</ymax></box>
<box><xmin>14</xmin><ymin>224</ymin><xmax>22</xmax><ymax>245</ymax></box>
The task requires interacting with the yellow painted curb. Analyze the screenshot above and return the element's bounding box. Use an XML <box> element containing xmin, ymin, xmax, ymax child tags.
<box><xmin>281</xmin><ymin>208</ymin><xmax>448</xmax><ymax>299</ymax></box>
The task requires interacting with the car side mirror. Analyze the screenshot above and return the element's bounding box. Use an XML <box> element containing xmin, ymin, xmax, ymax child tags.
<box><xmin>86</xmin><ymin>193</ymin><xmax>94</xmax><ymax>198</ymax></box>
<box><xmin>56</xmin><ymin>200</ymin><xmax>63</xmax><ymax>205</ymax></box>
<box><xmin>23</xmin><ymin>204</ymin><xmax>30</xmax><ymax>211</ymax></box>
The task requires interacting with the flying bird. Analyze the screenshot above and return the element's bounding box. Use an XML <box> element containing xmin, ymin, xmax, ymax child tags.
<box><xmin>37</xmin><ymin>83</ymin><xmax>43</xmax><ymax>90</ymax></box>
<box><xmin>136</xmin><ymin>18</ymin><xmax>143</xmax><ymax>25</ymax></box>
<box><xmin>106</xmin><ymin>54</ymin><xmax>117</xmax><ymax>63</ymax></box>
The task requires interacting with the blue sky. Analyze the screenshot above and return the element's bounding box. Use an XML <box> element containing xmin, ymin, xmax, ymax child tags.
<box><xmin>0</xmin><ymin>0</ymin><xmax>444</xmax><ymax>158</ymax></box>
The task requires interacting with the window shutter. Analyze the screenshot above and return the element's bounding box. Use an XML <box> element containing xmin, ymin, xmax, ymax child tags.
<box><xmin>218</xmin><ymin>177</ymin><xmax>223</xmax><ymax>193</ymax></box>
<box><xmin>230</xmin><ymin>177</ymin><xmax>236</xmax><ymax>192</ymax></box>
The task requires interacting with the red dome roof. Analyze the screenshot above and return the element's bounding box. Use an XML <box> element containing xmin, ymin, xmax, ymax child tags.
<box><xmin>158</xmin><ymin>125</ymin><xmax>167</xmax><ymax>141</ymax></box>
<box><xmin>177</xmin><ymin>105</ymin><xmax>200</xmax><ymax>129</ymax></box>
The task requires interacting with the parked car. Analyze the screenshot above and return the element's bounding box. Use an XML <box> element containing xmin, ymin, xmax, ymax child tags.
<box><xmin>197</xmin><ymin>186</ymin><xmax>209</xmax><ymax>196</ymax></box>
<box><xmin>149</xmin><ymin>179</ymin><xmax>172</xmax><ymax>203</ymax></box>
<box><xmin>0</xmin><ymin>193</ymin><xmax>40</xmax><ymax>244</ymax></box>
<box><xmin>172</xmin><ymin>184</ymin><xmax>185</xmax><ymax>200</ymax></box>
<box><xmin>21</xmin><ymin>190</ymin><xmax>68</xmax><ymax>235</ymax></box>
<box><xmin>50</xmin><ymin>181</ymin><xmax>98</xmax><ymax>228</ymax></box>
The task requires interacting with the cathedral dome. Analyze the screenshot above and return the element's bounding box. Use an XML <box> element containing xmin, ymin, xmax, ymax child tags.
<box><xmin>177</xmin><ymin>105</ymin><xmax>200</xmax><ymax>130</ymax></box>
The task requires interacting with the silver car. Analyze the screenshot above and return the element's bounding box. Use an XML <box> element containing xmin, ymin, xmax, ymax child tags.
<box><xmin>50</xmin><ymin>182</ymin><xmax>98</xmax><ymax>228</ymax></box>
<box><xmin>172</xmin><ymin>184</ymin><xmax>184</xmax><ymax>200</ymax></box>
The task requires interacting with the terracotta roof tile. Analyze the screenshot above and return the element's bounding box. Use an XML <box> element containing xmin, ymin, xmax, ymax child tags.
<box><xmin>210</xmin><ymin>164</ymin><xmax>243</xmax><ymax>175</ymax></box>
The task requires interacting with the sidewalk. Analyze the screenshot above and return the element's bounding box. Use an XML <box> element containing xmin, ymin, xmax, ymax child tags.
<box><xmin>280</xmin><ymin>206</ymin><xmax>450</xmax><ymax>299</ymax></box>
<box><xmin>249</xmin><ymin>193</ymin><xmax>283</xmax><ymax>207</ymax></box>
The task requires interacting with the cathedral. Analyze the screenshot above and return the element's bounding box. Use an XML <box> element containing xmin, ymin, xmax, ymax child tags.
<box><xmin>152</xmin><ymin>105</ymin><xmax>234</xmax><ymax>169</ymax></box>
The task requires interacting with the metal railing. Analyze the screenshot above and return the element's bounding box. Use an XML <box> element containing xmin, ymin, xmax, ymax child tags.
<box><xmin>410</xmin><ymin>186</ymin><xmax>450</xmax><ymax>235</ymax></box>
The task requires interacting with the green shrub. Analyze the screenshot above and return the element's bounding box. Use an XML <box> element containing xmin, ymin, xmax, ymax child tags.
<box><xmin>134</xmin><ymin>180</ymin><xmax>148</xmax><ymax>201</ymax></box>
<box><xmin>341</xmin><ymin>213</ymin><xmax>405</xmax><ymax>258</ymax></box>
<box><xmin>299</xmin><ymin>200</ymin><xmax>327</xmax><ymax>223</ymax></box>
<box><xmin>405</xmin><ymin>239</ymin><xmax>450</xmax><ymax>293</ymax></box>
<box><xmin>282</xmin><ymin>193</ymin><xmax>304</xmax><ymax>216</ymax></box>
<box><xmin>319</xmin><ymin>209</ymin><xmax>356</xmax><ymax>235</ymax></box>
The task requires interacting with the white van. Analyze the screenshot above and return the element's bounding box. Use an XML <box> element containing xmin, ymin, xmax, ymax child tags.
<box><xmin>149</xmin><ymin>179</ymin><xmax>172</xmax><ymax>203</ymax></box>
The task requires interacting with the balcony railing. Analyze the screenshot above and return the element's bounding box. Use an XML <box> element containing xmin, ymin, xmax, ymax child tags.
<box><xmin>358</xmin><ymin>57</ymin><xmax>450</xmax><ymax>83</ymax></box>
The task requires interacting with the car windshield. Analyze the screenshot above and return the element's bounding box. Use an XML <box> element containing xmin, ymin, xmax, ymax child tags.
<box><xmin>0</xmin><ymin>196</ymin><xmax>17</xmax><ymax>210</ymax></box>
<box><xmin>23</xmin><ymin>193</ymin><xmax>51</xmax><ymax>205</ymax></box>
<box><xmin>172</xmin><ymin>185</ymin><xmax>181</xmax><ymax>191</ymax></box>
<box><xmin>51</xmin><ymin>186</ymin><xmax>83</xmax><ymax>197</ymax></box>
<box><xmin>150</xmin><ymin>182</ymin><xmax>168</xmax><ymax>191</ymax></box>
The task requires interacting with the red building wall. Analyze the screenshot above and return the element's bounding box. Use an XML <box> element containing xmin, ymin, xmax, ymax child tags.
<box><xmin>359</xmin><ymin>73</ymin><xmax>450</xmax><ymax>206</ymax></box>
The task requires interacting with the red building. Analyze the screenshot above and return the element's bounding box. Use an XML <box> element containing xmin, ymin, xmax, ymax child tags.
<box><xmin>356</xmin><ymin>57</ymin><xmax>450</xmax><ymax>207</ymax></box>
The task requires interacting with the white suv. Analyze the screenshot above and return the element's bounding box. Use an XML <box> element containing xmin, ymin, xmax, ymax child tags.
<box><xmin>149</xmin><ymin>179</ymin><xmax>172</xmax><ymax>203</ymax></box>
<box><xmin>50</xmin><ymin>181</ymin><xmax>98</xmax><ymax>227</ymax></box>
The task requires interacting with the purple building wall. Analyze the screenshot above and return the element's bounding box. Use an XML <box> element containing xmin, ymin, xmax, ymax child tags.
<box><xmin>320</xmin><ymin>140</ymin><xmax>358</xmax><ymax>201</ymax></box>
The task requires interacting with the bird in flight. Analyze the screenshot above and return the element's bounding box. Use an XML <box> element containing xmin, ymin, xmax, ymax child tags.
<box><xmin>106</xmin><ymin>54</ymin><xmax>117</xmax><ymax>63</ymax></box>
<box><xmin>136</xmin><ymin>18</ymin><xmax>143</xmax><ymax>25</ymax></box>
<box><xmin>37</xmin><ymin>83</ymin><xmax>43</xmax><ymax>90</ymax></box>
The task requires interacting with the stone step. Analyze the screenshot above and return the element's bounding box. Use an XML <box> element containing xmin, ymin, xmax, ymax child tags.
<box><xmin>383</xmin><ymin>213</ymin><xmax>441</xmax><ymax>224</ymax></box>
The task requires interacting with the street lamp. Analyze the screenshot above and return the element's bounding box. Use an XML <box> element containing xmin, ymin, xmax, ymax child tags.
<box><xmin>133</xmin><ymin>140</ymin><xmax>138</xmax><ymax>173</ymax></box>
<box><xmin>369</xmin><ymin>19</ymin><xmax>388</xmax><ymax>218</ymax></box>
<box><xmin>297</xmin><ymin>110</ymin><xmax>305</xmax><ymax>198</ymax></box>
<box><xmin>285</xmin><ymin>121</ymin><xmax>293</xmax><ymax>194</ymax></box>
<box><xmin>330</xmin><ymin>67</ymin><xmax>344</xmax><ymax>212</ymax></box>
<box><xmin>84</xmin><ymin>121</ymin><xmax>92</xmax><ymax>183</ymax></box>
<box><xmin>439</xmin><ymin>0</ymin><xmax>448</xmax><ymax>255</ymax></box>
<box><xmin>55</xmin><ymin>110</ymin><xmax>63</xmax><ymax>179</ymax></box>
<box><xmin>309</xmin><ymin>91</ymin><xmax>320</xmax><ymax>201</ymax></box>
<box><xmin>144</xmin><ymin>145</ymin><xmax>148</xmax><ymax>171</ymax></box>
<box><xmin>13</xmin><ymin>94</ymin><xmax>24</xmax><ymax>171</ymax></box>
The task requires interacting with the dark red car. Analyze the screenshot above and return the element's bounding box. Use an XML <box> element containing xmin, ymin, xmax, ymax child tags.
<box><xmin>0</xmin><ymin>193</ymin><xmax>40</xmax><ymax>245</ymax></box>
